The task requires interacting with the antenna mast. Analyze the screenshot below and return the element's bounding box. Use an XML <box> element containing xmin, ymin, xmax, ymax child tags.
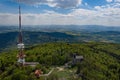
<box><xmin>17</xmin><ymin>0</ymin><xmax>26</xmax><ymax>66</ymax></box>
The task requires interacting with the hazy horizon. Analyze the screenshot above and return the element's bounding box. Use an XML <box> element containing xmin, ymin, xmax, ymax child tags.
<box><xmin>0</xmin><ymin>23</ymin><xmax>120</xmax><ymax>27</ymax></box>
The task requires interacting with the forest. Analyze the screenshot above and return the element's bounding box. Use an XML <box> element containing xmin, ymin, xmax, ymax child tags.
<box><xmin>0</xmin><ymin>42</ymin><xmax>120</xmax><ymax>80</ymax></box>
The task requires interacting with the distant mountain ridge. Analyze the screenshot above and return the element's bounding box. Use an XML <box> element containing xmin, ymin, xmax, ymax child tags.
<box><xmin>0</xmin><ymin>25</ymin><xmax>120</xmax><ymax>33</ymax></box>
<box><xmin>0</xmin><ymin>31</ymin><xmax>74</xmax><ymax>51</ymax></box>
<box><xmin>0</xmin><ymin>25</ymin><xmax>120</xmax><ymax>51</ymax></box>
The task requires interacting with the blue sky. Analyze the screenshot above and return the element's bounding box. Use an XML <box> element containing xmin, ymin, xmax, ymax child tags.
<box><xmin>0</xmin><ymin>0</ymin><xmax>120</xmax><ymax>26</ymax></box>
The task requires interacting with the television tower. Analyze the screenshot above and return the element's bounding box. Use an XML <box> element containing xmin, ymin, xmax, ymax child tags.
<box><xmin>17</xmin><ymin>4</ymin><xmax>26</xmax><ymax>65</ymax></box>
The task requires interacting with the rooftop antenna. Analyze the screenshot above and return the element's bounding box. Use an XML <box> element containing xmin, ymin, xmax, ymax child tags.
<box><xmin>17</xmin><ymin>0</ymin><xmax>26</xmax><ymax>66</ymax></box>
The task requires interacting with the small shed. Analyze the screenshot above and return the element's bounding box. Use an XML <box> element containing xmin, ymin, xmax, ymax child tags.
<box><xmin>72</xmin><ymin>55</ymin><xmax>84</xmax><ymax>65</ymax></box>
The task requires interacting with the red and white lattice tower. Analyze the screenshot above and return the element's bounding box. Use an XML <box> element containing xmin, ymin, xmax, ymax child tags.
<box><xmin>17</xmin><ymin>5</ymin><xmax>26</xmax><ymax>65</ymax></box>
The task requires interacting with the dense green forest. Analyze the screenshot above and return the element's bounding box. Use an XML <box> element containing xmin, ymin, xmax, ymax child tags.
<box><xmin>0</xmin><ymin>42</ymin><xmax>120</xmax><ymax>80</ymax></box>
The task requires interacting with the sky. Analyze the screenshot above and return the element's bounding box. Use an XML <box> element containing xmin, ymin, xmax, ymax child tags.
<box><xmin>0</xmin><ymin>0</ymin><xmax>120</xmax><ymax>26</ymax></box>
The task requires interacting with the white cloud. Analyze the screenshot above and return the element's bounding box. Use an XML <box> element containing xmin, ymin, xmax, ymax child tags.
<box><xmin>115</xmin><ymin>0</ymin><xmax>120</xmax><ymax>2</ymax></box>
<box><xmin>85</xmin><ymin>3</ymin><xmax>88</xmax><ymax>6</ymax></box>
<box><xmin>0</xmin><ymin>2</ymin><xmax>120</xmax><ymax>26</ymax></box>
<box><xmin>0</xmin><ymin>13</ymin><xmax>18</xmax><ymax>25</ymax></box>
<box><xmin>16</xmin><ymin>0</ymin><xmax>82</xmax><ymax>9</ymax></box>
<box><xmin>0</xmin><ymin>6</ymin><xmax>120</xmax><ymax>26</ymax></box>
<box><xmin>94</xmin><ymin>6</ymin><xmax>101</xmax><ymax>10</ymax></box>
<box><xmin>106</xmin><ymin>0</ymin><xmax>113</xmax><ymax>2</ymax></box>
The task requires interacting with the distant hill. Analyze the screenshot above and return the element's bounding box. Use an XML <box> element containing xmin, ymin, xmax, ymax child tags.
<box><xmin>0</xmin><ymin>31</ymin><xmax>74</xmax><ymax>51</ymax></box>
<box><xmin>0</xmin><ymin>25</ymin><xmax>120</xmax><ymax>51</ymax></box>
<box><xmin>78</xmin><ymin>31</ymin><xmax>120</xmax><ymax>43</ymax></box>
<box><xmin>0</xmin><ymin>25</ymin><xmax>120</xmax><ymax>33</ymax></box>
<box><xmin>0</xmin><ymin>31</ymin><xmax>120</xmax><ymax>51</ymax></box>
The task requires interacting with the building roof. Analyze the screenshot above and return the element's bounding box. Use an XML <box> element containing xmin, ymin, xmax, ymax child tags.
<box><xmin>75</xmin><ymin>56</ymin><xmax>84</xmax><ymax>60</ymax></box>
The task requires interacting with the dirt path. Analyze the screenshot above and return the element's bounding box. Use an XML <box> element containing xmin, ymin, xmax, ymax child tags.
<box><xmin>40</xmin><ymin>68</ymin><xmax>54</xmax><ymax>77</ymax></box>
<box><xmin>57</xmin><ymin>67</ymin><xmax>64</xmax><ymax>71</ymax></box>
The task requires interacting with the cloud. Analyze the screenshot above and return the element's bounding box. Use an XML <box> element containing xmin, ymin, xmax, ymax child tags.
<box><xmin>0</xmin><ymin>6</ymin><xmax>120</xmax><ymax>26</ymax></box>
<box><xmin>15</xmin><ymin>0</ymin><xmax>82</xmax><ymax>9</ymax></box>
<box><xmin>53</xmin><ymin>0</ymin><xmax>82</xmax><ymax>9</ymax></box>
<box><xmin>106</xmin><ymin>0</ymin><xmax>113</xmax><ymax>2</ymax></box>
<box><xmin>115</xmin><ymin>0</ymin><xmax>120</xmax><ymax>2</ymax></box>
<box><xmin>0</xmin><ymin>13</ymin><xmax>18</xmax><ymax>25</ymax></box>
<box><xmin>106</xmin><ymin>0</ymin><xmax>120</xmax><ymax>3</ymax></box>
<box><xmin>0</xmin><ymin>0</ymin><xmax>120</xmax><ymax>26</ymax></box>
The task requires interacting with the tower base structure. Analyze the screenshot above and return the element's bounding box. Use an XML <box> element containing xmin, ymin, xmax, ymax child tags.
<box><xmin>17</xmin><ymin>43</ymin><xmax>26</xmax><ymax>65</ymax></box>
<box><xmin>17</xmin><ymin>58</ymin><xmax>25</xmax><ymax>65</ymax></box>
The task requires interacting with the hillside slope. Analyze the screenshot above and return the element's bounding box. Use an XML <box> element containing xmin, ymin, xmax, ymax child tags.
<box><xmin>0</xmin><ymin>42</ymin><xmax>120</xmax><ymax>80</ymax></box>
